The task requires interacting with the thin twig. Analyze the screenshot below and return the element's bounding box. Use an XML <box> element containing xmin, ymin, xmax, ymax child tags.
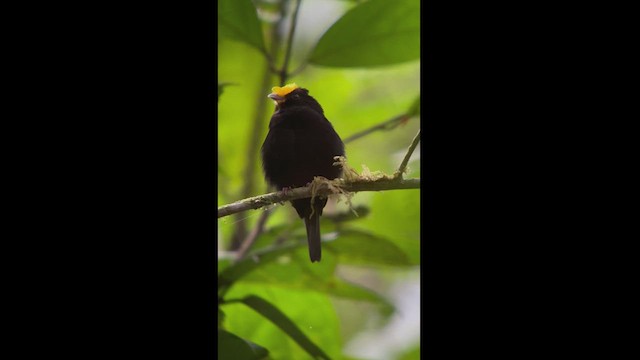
<box><xmin>234</xmin><ymin>207</ymin><xmax>274</xmax><ymax>261</ymax></box>
<box><xmin>262</xmin><ymin>50</ymin><xmax>280</xmax><ymax>75</ymax></box>
<box><xmin>343</xmin><ymin>114</ymin><xmax>411</xmax><ymax>144</ymax></box>
<box><xmin>279</xmin><ymin>0</ymin><xmax>302</xmax><ymax>85</ymax></box>
<box><xmin>394</xmin><ymin>129</ymin><xmax>421</xmax><ymax>179</ymax></box>
<box><xmin>218</xmin><ymin>178</ymin><xmax>420</xmax><ymax>218</ymax></box>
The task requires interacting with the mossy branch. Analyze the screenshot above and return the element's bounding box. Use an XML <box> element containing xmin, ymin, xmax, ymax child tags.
<box><xmin>217</xmin><ymin>177</ymin><xmax>420</xmax><ymax>219</ymax></box>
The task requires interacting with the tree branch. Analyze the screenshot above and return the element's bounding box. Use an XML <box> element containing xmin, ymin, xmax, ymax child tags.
<box><xmin>230</xmin><ymin>64</ymin><xmax>274</xmax><ymax>249</ymax></box>
<box><xmin>218</xmin><ymin>178</ymin><xmax>420</xmax><ymax>218</ymax></box>
<box><xmin>235</xmin><ymin>0</ymin><xmax>303</xmax><ymax>253</ymax></box>
<box><xmin>230</xmin><ymin>0</ymin><xmax>291</xmax><ymax>250</ymax></box>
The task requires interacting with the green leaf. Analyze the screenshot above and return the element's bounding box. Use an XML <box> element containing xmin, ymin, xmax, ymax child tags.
<box><xmin>326</xmin><ymin>229</ymin><xmax>413</xmax><ymax>266</ymax></box>
<box><xmin>222</xmin><ymin>284</ymin><xmax>343</xmax><ymax>359</ymax></box>
<box><xmin>349</xmin><ymin>189</ymin><xmax>421</xmax><ymax>264</ymax></box>
<box><xmin>218</xmin><ymin>329</ymin><xmax>269</xmax><ymax>360</ymax></box>
<box><xmin>218</xmin><ymin>243</ymin><xmax>306</xmax><ymax>294</ymax></box>
<box><xmin>241</xmin><ymin>295</ymin><xmax>331</xmax><ymax>360</ymax></box>
<box><xmin>326</xmin><ymin>278</ymin><xmax>395</xmax><ymax>317</ymax></box>
<box><xmin>220</xmin><ymin>227</ymin><xmax>404</xmax><ymax>310</ymax></box>
<box><xmin>238</xmin><ymin>246</ymin><xmax>394</xmax><ymax>313</ymax></box>
<box><xmin>309</xmin><ymin>0</ymin><xmax>420</xmax><ymax>67</ymax></box>
<box><xmin>218</xmin><ymin>0</ymin><xmax>266</xmax><ymax>53</ymax></box>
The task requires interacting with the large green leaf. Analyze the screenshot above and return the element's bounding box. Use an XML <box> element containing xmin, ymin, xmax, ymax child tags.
<box><xmin>218</xmin><ymin>329</ymin><xmax>269</xmax><ymax>360</ymax></box>
<box><xmin>349</xmin><ymin>189</ymin><xmax>421</xmax><ymax>264</ymax></box>
<box><xmin>326</xmin><ymin>229</ymin><xmax>413</xmax><ymax>266</ymax></box>
<box><xmin>309</xmin><ymin>0</ymin><xmax>420</xmax><ymax>67</ymax></box>
<box><xmin>218</xmin><ymin>243</ymin><xmax>305</xmax><ymax>293</ymax></box>
<box><xmin>238</xmin><ymin>245</ymin><xmax>395</xmax><ymax>313</ymax></box>
<box><xmin>222</xmin><ymin>284</ymin><xmax>343</xmax><ymax>360</ymax></box>
<box><xmin>241</xmin><ymin>295</ymin><xmax>331</xmax><ymax>360</ymax></box>
<box><xmin>219</xmin><ymin>230</ymin><xmax>393</xmax><ymax>311</ymax></box>
<box><xmin>218</xmin><ymin>0</ymin><xmax>266</xmax><ymax>53</ymax></box>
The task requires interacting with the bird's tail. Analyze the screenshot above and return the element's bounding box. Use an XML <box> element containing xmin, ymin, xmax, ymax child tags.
<box><xmin>304</xmin><ymin>212</ymin><xmax>321</xmax><ymax>262</ymax></box>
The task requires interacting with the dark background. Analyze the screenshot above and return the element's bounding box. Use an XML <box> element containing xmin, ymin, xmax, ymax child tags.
<box><xmin>11</xmin><ymin>1</ymin><xmax>616</xmax><ymax>358</ymax></box>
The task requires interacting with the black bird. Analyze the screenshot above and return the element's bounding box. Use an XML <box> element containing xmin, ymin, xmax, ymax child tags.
<box><xmin>261</xmin><ymin>84</ymin><xmax>345</xmax><ymax>262</ymax></box>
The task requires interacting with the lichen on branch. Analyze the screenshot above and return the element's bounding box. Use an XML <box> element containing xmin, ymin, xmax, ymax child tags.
<box><xmin>217</xmin><ymin>156</ymin><xmax>420</xmax><ymax>219</ymax></box>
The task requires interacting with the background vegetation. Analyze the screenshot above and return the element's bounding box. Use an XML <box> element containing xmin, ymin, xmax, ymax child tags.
<box><xmin>218</xmin><ymin>0</ymin><xmax>420</xmax><ymax>358</ymax></box>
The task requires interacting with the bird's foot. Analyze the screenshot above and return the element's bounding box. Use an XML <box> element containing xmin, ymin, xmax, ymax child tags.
<box><xmin>280</xmin><ymin>186</ymin><xmax>292</xmax><ymax>196</ymax></box>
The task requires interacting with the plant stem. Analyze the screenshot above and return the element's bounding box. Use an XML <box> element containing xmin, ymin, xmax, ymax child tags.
<box><xmin>279</xmin><ymin>0</ymin><xmax>302</xmax><ymax>85</ymax></box>
<box><xmin>395</xmin><ymin>129</ymin><xmax>421</xmax><ymax>178</ymax></box>
<box><xmin>234</xmin><ymin>208</ymin><xmax>273</xmax><ymax>261</ymax></box>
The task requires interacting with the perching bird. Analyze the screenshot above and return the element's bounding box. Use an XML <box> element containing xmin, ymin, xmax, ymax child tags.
<box><xmin>261</xmin><ymin>83</ymin><xmax>345</xmax><ymax>262</ymax></box>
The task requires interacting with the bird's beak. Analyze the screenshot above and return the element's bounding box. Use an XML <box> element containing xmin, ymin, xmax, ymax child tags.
<box><xmin>268</xmin><ymin>93</ymin><xmax>285</xmax><ymax>105</ymax></box>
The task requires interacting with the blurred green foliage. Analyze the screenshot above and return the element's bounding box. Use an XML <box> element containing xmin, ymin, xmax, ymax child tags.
<box><xmin>309</xmin><ymin>0</ymin><xmax>420</xmax><ymax>67</ymax></box>
<box><xmin>218</xmin><ymin>0</ymin><xmax>420</xmax><ymax>358</ymax></box>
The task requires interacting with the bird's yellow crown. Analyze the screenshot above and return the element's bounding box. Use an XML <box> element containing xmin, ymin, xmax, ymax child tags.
<box><xmin>271</xmin><ymin>83</ymin><xmax>299</xmax><ymax>97</ymax></box>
